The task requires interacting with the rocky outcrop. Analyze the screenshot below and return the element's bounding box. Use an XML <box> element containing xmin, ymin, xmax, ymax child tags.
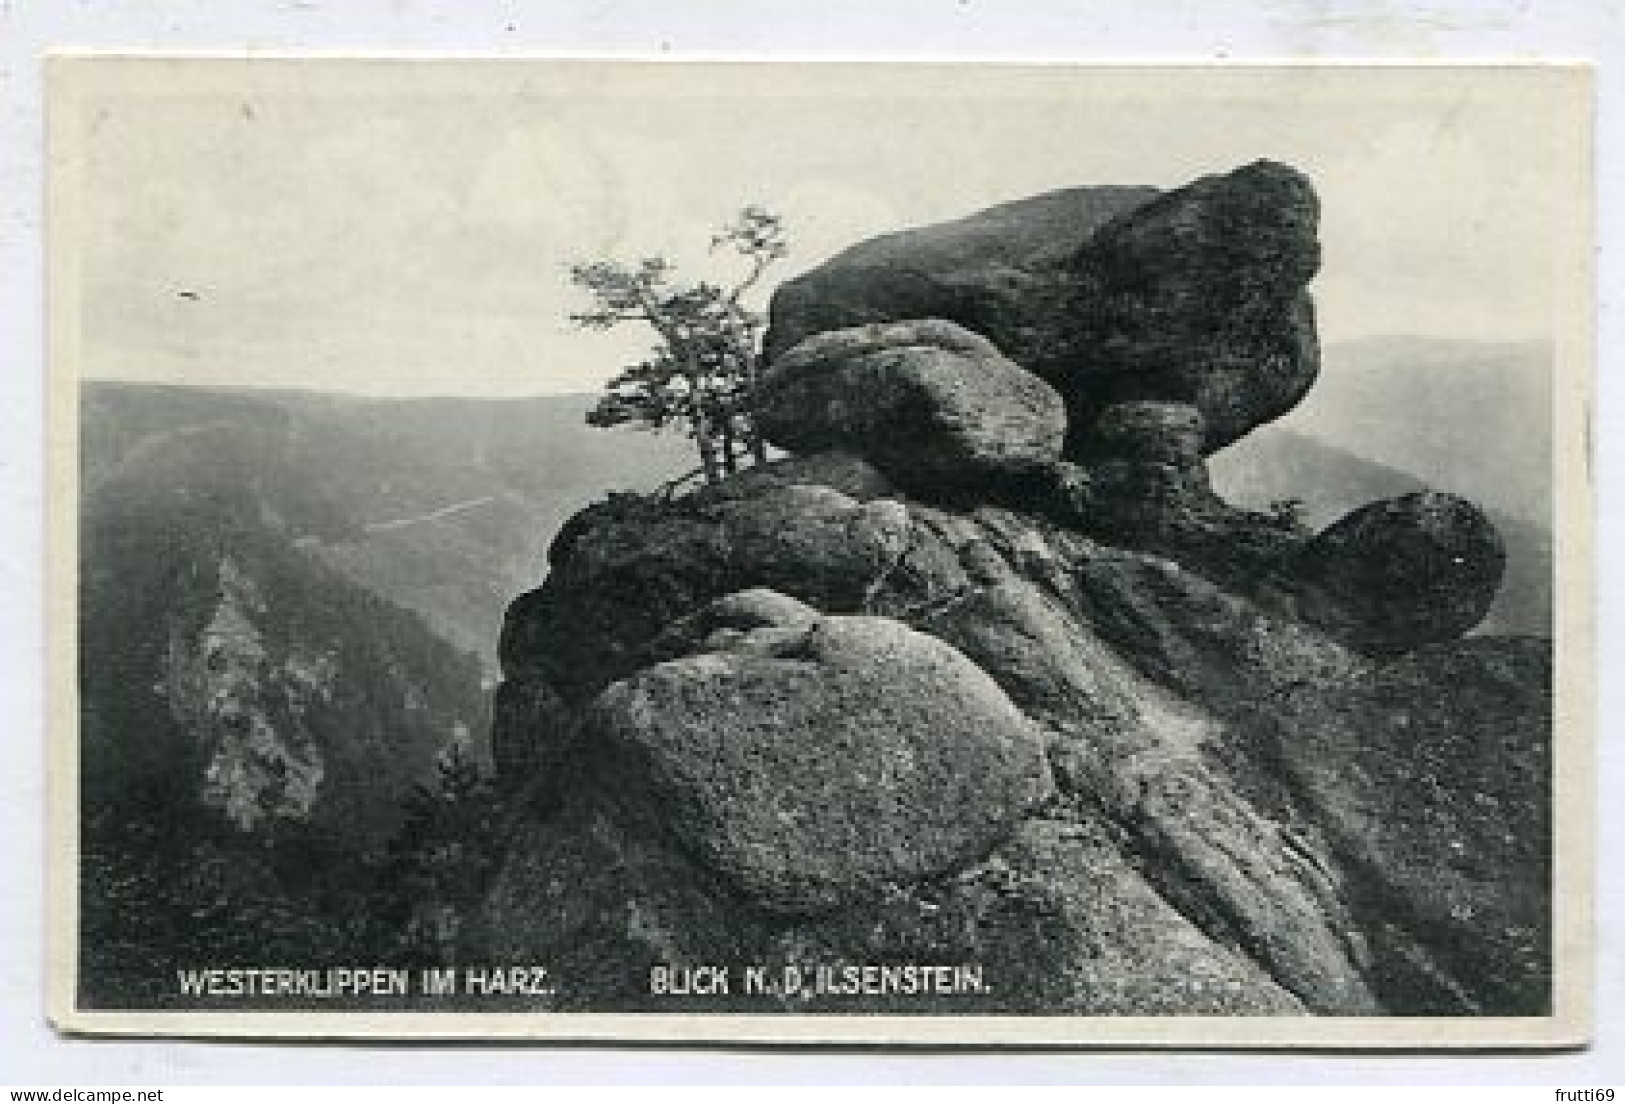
<box><xmin>756</xmin><ymin>319</ymin><xmax>1066</xmax><ymax>498</ymax></box>
<box><xmin>161</xmin><ymin>557</ymin><xmax>329</xmax><ymax>831</ymax></box>
<box><xmin>476</xmin><ymin>162</ymin><xmax>1543</xmax><ymax>1017</ymax></box>
<box><xmin>473</xmin><ymin>794</ymin><xmax>1308</xmax><ymax>1014</ymax></box>
<box><xmin>908</xmin><ymin>544</ymin><xmax>1379</xmax><ymax>1013</ymax></box>
<box><xmin>485</xmin><ymin>476</ymin><xmax>1534</xmax><ymax>1013</ymax></box>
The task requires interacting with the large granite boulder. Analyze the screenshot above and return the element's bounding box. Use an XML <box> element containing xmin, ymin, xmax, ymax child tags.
<box><xmin>764</xmin><ymin>184</ymin><xmax>1159</xmax><ymax>361</ymax></box>
<box><xmin>1287</xmin><ymin>491</ymin><xmax>1506</xmax><ymax>655</ymax></box>
<box><xmin>756</xmin><ymin>319</ymin><xmax>1067</xmax><ymax>498</ymax></box>
<box><xmin>581</xmin><ymin>608</ymin><xmax>1052</xmax><ymax>914</ymax></box>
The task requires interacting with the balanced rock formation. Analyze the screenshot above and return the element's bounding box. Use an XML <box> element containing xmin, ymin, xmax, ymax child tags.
<box><xmin>755</xmin><ymin>319</ymin><xmax>1067</xmax><ymax>498</ymax></box>
<box><xmin>475</xmin><ymin>162</ymin><xmax>1543</xmax><ymax>1017</ymax></box>
<box><xmin>766</xmin><ymin>160</ymin><xmax>1321</xmax><ymax>461</ymax></box>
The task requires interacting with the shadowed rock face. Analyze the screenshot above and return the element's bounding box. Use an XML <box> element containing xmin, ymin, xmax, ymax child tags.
<box><xmin>764</xmin><ymin>184</ymin><xmax>1160</xmax><ymax>361</ymax></box>
<box><xmin>1286</xmin><ymin>491</ymin><xmax>1507</xmax><ymax>655</ymax></box>
<box><xmin>1080</xmin><ymin>401</ymin><xmax>1207</xmax><ymax>468</ymax></box>
<box><xmin>499</xmin><ymin>482</ymin><xmax>923</xmax><ymax>699</ymax></box>
<box><xmin>478</xmin><ymin>162</ymin><xmax>1546</xmax><ymax>1015</ymax></box>
<box><xmin>1040</xmin><ymin>160</ymin><xmax>1321</xmax><ymax>455</ymax></box>
<box><xmin>1253</xmin><ymin>637</ymin><xmax>1552</xmax><ymax>1014</ymax></box>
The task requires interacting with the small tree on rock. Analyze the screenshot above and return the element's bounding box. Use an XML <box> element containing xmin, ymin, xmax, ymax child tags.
<box><xmin>571</xmin><ymin>207</ymin><xmax>787</xmax><ymax>486</ymax></box>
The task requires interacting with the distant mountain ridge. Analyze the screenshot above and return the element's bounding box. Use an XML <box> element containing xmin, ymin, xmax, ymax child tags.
<box><xmin>80</xmin><ymin>412</ymin><xmax>490</xmax><ymax>842</ymax></box>
<box><xmin>79</xmin><ymin>379</ymin><xmax>700</xmax><ymax>1006</ymax></box>
<box><xmin>84</xmin><ymin>381</ymin><xmax>693</xmax><ymax>674</ymax></box>
<box><xmin>79</xmin><ymin>416</ymin><xmax>493</xmax><ymax>1006</ymax></box>
<box><xmin>1280</xmin><ymin>335</ymin><xmax>1553</xmax><ymax>528</ymax></box>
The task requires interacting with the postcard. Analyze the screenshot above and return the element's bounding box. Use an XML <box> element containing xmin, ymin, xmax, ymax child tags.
<box><xmin>46</xmin><ymin>58</ymin><xmax>1593</xmax><ymax>1044</ymax></box>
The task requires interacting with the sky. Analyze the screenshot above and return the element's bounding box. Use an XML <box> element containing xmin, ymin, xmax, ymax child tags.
<box><xmin>64</xmin><ymin>61</ymin><xmax>1587</xmax><ymax>396</ymax></box>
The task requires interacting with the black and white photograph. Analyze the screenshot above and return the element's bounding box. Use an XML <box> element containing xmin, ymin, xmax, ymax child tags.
<box><xmin>46</xmin><ymin>59</ymin><xmax>1592</xmax><ymax>1044</ymax></box>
